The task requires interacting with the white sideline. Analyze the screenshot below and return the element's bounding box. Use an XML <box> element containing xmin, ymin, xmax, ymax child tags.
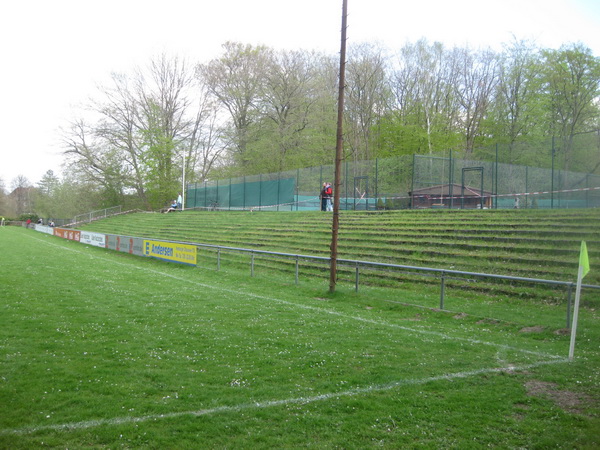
<box><xmin>1</xmin><ymin>235</ymin><xmax>568</xmax><ymax>436</ymax></box>
<box><xmin>2</xmin><ymin>358</ymin><xmax>567</xmax><ymax>436</ymax></box>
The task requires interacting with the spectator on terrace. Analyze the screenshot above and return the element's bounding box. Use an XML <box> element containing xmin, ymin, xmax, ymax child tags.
<box><xmin>165</xmin><ymin>200</ymin><xmax>178</xmax><ymax>213</ymax></box>
<box><xmin>320</xmin><ymin>182</ymin><xmax>328</xmax><ymax>211</ymax></box>
<box><xmin>325</xmin><ymin>182</ymin><xmax>333</xmax><ymax>211</ymax></box>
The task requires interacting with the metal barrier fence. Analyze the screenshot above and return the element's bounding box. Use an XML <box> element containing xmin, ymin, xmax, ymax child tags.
<box><xmin>71</xmin><ymin>206</ymin><xmax>122</xmax><ymax>226</ymax></box>
<box><xmin>174</xmin><ymin>240</ymin><xmax>599</xmax><ymax>328</ymax></box>
<box><xmin>39</xmin><ymin>220</ymin><xmax>600</xmax><ymax>328</ymax></box>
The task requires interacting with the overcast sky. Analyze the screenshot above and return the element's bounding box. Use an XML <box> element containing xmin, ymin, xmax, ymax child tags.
<box><xmin>1</xmin><ymin>0</ymin><xmax>599</xmax><ymax>187</ymax></box>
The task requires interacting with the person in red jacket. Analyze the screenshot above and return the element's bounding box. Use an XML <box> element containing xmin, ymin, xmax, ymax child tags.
<box><xmin>325</xmin><ymin>183</ymin><xmax>333</xmax><ymax>211</ymax></box>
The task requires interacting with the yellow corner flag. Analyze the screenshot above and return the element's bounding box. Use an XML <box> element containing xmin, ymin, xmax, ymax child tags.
<box><xmin>580</xmin><ymin>241</ymin><xmax>590</xmax><ymax>278</ymax></box>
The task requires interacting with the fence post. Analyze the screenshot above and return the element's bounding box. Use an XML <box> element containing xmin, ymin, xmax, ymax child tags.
<box><xmin>259</xmin><ymin>174</ymin><xmax>263</xmax><ymax>209</ymax></box>
<box><xmin>355</xmin><ymin>262</ymin><xmax>360</xmax><ymax>292</ymax></box>
<box><xmin>494</xmin><ymin>143</ymin><xmax>498</xmax><ymax>209</ymax></box>
<box><xmin>217</xmin><ymin>248</ymin><xmax>221</xmax><ymax>271</ymax></box>
<box><xmin>551</xmin><ymin>137</ymin><xmax>555</xmax><ymax>209</ymax></box>
<box><xmin>295</xmin><ymin>256</ymin><xmax>299</xmax><ymax>285</ymax></box>
<box><xmin>296</xmin><ymin>169</ymin><xmax>300</xmax><ymax>211</ymax></box>
<box><xmin>440</xmin><ymin>271</ymin><xmax>446</xmax><ymax>310</ymax></box>
<box><xmin>449</xmin><ymin>150</ymin><xmax>454</xmax><ymax>209</ymax></box>
<box><xmin>251</xmin><ymin>252</ymin><xmax>255</xmax><ymax>277</ymax></box>
<box><xmin>375</xmin><ymin>158</ymin><xmax>379</xmax><ymax>204</ymax></box>
<box><xmin>411</xmin><ymin>154</ymin><xmax>416</xmax><ymax>210</ymax></box>
<box><xmin>525</xmin><ymin>166</ymin><xmax>529</xmax><ymax>209</ymax></box>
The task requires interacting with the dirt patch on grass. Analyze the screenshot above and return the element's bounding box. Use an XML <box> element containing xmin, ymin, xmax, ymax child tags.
<box><xmin>453</xmin><ymin>312</ymin><xmax>468</xmax><ymax>319</ymax></box>
<box><xmin>525</xmin><ymin>380</ymin><xmax>592</xmax><ymax>415</ymax></box>
<box><xmin>476</xmin><ymin>318</ymin><xmax>500</xmax><ymax>325</ymax></box>
<box><xmin>519</xmin><ymin>325</ymin><xmax>544</xmax><ymax>333</ymax></box>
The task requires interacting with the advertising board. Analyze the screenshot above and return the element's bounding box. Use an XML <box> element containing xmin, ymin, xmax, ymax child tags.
<box><xmin>54</xmin><ymin>228</ymin><xmax>81</xmax><ymax>242</ymax></box>
<box><xmin>79</xmin><ymin>231</ymin><xmax>106</xmax><ymax>248</ymax></box>
<box><xmin>143</xmin><ymin>240</ymin><xmax>197</xmax><ymax>266</ymax></box>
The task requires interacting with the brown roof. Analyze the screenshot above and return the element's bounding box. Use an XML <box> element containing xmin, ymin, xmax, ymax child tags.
<box><xmin>410</xmin><ymin>183</ymin><xmax>492</xmax><ymax>197</ymax></box>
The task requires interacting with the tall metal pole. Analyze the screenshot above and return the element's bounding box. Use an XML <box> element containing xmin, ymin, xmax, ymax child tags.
<box><xmin>329</xmin><ymin>0</ymin><xmax>348</xmax><ymax>293</ymax></box>
<box><xmin>182</xmin><ymin>153</ymin><xmax>186</xmax><ymax>210</ymax></box>
<box><xmin>551</xmin><ymin>136</ymin><xmax>555</xmax><ymax>209</ymax></box>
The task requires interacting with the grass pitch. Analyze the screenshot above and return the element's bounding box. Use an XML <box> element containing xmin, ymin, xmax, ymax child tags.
<box><xmin>1</xmin><ymin>227</ymin><xmax>599</xmax><ymax>448</ymax></box>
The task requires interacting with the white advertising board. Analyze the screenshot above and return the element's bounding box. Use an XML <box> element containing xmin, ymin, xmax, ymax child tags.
<box><xmin>79</xmin><ymin>231</ymin><xmax>107</xmax><ymax>247</ymax></box>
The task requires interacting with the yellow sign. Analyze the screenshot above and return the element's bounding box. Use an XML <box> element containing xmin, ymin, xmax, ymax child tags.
<box><xmin>143</xmin><ymin>240</ymin><xmax>197</xmax><ymax>266</ymax></box>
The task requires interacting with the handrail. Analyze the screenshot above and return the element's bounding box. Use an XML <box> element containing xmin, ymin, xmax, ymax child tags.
<box><xmin>148</xmin><ymin>237</ymin><xmax>599</xmax><ymax>290</ymax></box>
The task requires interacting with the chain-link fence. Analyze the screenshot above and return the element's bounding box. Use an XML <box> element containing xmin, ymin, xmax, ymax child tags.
<box><xmin>186</xmin><ymin>146</ymin><xmax>600</xmax><ymax>211</ymax></box>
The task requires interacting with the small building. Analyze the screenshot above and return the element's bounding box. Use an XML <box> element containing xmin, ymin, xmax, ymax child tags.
<box><xmin>410</xmin><ymin>183</ymin><xmax>493</xmax><ymax>209</ymax></box>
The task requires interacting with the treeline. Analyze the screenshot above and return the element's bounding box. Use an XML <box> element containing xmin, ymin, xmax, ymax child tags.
<box><xmin>3</xmin><ymin>38</ymin><xmax>600</xmax><ymax>217</ymax></box>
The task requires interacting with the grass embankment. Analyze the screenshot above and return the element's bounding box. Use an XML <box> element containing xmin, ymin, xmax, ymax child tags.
<box><xmin>1</xmin><ymin>226</ymin><xmax>599</xmax><ymax>448</ymax></box>
<box><xmin>80</xmin><ymin>208</ymin><xmax>600</xmax><ymax>306</ymax></box>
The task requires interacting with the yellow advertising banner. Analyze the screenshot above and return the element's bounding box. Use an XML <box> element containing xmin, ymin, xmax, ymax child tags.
<box><xmin>143</xmin><ymin>240</ymin><xmax>197</xmax><ymax>266</ymax></box>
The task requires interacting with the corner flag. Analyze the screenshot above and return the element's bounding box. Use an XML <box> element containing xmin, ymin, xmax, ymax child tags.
<box><xmin>570</xmin><ymin>241</ymin><xmax>591</xmax><ymax>360</ymax></box>
<box><xmin>579</xmin><ymin>241</ymin><xmax>590</xmax><ymax>278</ymax></box>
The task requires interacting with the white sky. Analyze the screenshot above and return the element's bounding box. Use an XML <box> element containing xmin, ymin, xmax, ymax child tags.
<box><xmin>1</xmin><ymin>0</ymin><xmax>599</xmax><ymax>187</ymax></box>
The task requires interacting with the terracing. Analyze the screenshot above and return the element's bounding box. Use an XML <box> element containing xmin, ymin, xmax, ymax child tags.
<box><xmin>79</xmin><ymin>208</ymin><xmax>600</xmax><ymax>291</ymax></box>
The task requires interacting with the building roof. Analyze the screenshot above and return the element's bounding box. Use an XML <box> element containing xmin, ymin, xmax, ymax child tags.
<box><xmin>410</xmin><ymin>183</ymin><xmax>492</xmax><ymax>197</ymax></box>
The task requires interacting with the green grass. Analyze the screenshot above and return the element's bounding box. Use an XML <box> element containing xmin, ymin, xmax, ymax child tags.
<box><xmin>1</xmin><ymin>227</ymin><xmax>600</xmax><ymax>448</ymax></box>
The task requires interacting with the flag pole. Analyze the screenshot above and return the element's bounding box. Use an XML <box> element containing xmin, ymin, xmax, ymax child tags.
<box><xmin>568</xmin><ymin>264</ymin><xmax>584</xmax><ymax>361</ymax></box>
<box><xmin>569</xmin><ymin>241</ymin><xmax>589</xmax><ymax>361</ymax></box>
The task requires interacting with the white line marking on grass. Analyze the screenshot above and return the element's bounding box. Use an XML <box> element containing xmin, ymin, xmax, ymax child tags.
<box><xmin>1</xmin><ymin>358</ymin><xmax>567</xmax><ymax>436</ymax></box>
<box><xmin>29</xmin><ymin>235</ymin><xmax>565</xmax><ymax>361</ymax></box>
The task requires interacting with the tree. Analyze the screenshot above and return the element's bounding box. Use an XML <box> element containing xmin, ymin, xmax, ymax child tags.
<box><xmin>484</xmin><ymin>39</ymin><xmax>545</xmax><ymax>164</ymax></box>
<box><xmin>251</xmin><ymin>49</ymin><xmax>326</xmax><ymax>172</ymax></box>
<box><xmin>383</xmin><ymin>39</ymin><xmax>462</xmax><ymax>156</ymax></box>
<box><xmin>62</xmin><ymin>119</ymin><xmax>128</xmax><ymax>208</ymax></box>
<box><xmin>63</xmin><ymin>54</ymin><xmax>224</xmax><ymax>210</ymax></box>
<box><xmin>453</xmin><ymin>47</ymin><xmax>499</xmax><ymax>153</ymax></box>
<box><xmin>37</xmin><ymin>170</ymin><xmax>60</xmax><ymax>195</ymax></box>
<box><xmin>541</xmin><ymin>44</ymin><xmax>600</xmax><ymax>172</ymax></box>
<box><xmin>9</xmin><ymin>175</ymin><xmax>33</xmax><ymax>216</ymax></box>
<box><xmin>197</xmin><ymin>42</ymin><xmax>271</xmax><ymax>167</ymax></box>
<box><xmin>344</xmin><ymin>43</ymin><xmax>390</xmax><ymax>163</ymax></box>
<box><xmin>95</xmin><ymin>72</ymin><xmax>147</xmax><ymax>205</ymax></box>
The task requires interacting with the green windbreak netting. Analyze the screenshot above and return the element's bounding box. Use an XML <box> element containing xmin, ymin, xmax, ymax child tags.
<box><xmin>187</xmin><ymin>177</ymin><xmax>296</xmax><ymax>210</ymax></box>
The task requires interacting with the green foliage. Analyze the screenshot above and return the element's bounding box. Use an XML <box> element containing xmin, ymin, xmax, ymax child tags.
<box><xmin>17</xmin><ymin>213</ymin><xmax>38</xmax><ymax>222</ymax></box>
<box><xmin>375</xmin><ymin>113</ymin><xmax>464</xmax><ymax>158</ymax></box>
<box><xmin>384</xmin><ymin>197</ymin><xmax>395</xmax><ymax>210</ymax></box>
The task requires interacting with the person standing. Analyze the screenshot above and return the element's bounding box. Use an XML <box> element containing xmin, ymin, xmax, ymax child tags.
<box><xmin>177</xmin><ymin>193</ymin><xmax>183</xmax><ymax>209</ymax></box>
<box><xmin>325</xmin><ymin>182</ymin><xmax>333</xmax><ymax>211</ymax></box>
<box><xmin>320</xmin><ymin>182</ymin><xmax>328</xmax><ymax>211</ymax></box>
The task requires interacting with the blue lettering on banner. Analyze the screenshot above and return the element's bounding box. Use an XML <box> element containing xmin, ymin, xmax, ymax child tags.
<box><xmin>151</xmin><ymin>244</ymin><xmax>174</xmax><ymax>257</ymax></box>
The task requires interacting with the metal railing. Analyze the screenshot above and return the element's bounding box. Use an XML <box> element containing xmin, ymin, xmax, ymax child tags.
<box><xmin>71</xmin><ymin>206</ymin><xmax>123</xmax><ymax>226</ymax></box>
<box><xmin>159</xmin><ymin>239</ymin><xmax>599</xmax><ymax>328</ymax></box>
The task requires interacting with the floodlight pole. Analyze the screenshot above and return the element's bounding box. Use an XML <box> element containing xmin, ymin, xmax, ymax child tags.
<box><xmin>182</xmin><ymin>153</ymin><xmax>186</xmax><ymax>210</ymax></box>
<box><xmin>329</xmin><ymin>0</ymin><xmax>348</xmax><ymax>293</ymax></box>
